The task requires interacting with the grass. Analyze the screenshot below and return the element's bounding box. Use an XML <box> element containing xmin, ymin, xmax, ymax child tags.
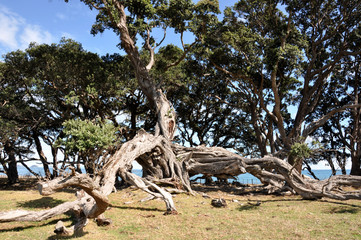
<box><xmin>0</xmin><ymin>180</ymin><xmax>360</xmax><ymax>240</ymax></box>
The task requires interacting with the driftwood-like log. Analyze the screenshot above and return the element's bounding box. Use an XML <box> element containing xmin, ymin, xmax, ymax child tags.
<box><xmin>174</xmin><ymin>144</ymin><xmax>361</xmax><ymax>200</ymax></box>
<box><xmin>97</xmin><ymin>130</ymin><xmax>192</xmax><ymax>196</ymax></box>
<box><xmin>0</xmin><ymin>169</ymin><xmax>110</xmax><ymax>235</ymax></box>
<box><xmin>0</xmin><ymin>200</ymin><xmax>80</xmax><ymax>223</ymax></box>
<box><xmin>1</xmin><ymin>131</ymin><xmax>361</xmax><ymax>236</ymax></box>
<box><xmin>0</xmin><ymin>131</ymin><xmax>189</xmax><ymax>235</ymax></box>
<box><xmin>119</xmin><ymin>171</ymin><xmax>177</xmax><ymax>214</ymax></box>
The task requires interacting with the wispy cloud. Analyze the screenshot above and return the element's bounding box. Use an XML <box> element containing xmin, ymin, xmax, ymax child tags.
<box><xmin>56</xmin><ymin>13</ymin><xmax>66</xmax><ymax>20</ymax></box>
<box><xmin>0</xmin><ymin>5</ymin><xmax>54</xmax><ymax>55</ymax></box>
<box><xmin>20</xmin><ymin>25</ymin><xmax>53</xmax><ymax>49</ymax></box>
<box><xmin>0</xmin><ymin>6</ymin><xmax>23</xmax><ymax>49</ymax></box>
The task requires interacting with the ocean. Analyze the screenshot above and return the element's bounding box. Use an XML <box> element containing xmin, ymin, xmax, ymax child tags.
<box><xmin>0</xmin><ymin>165</ymin><xmax>351</xmax><ymax>184</ymax></box>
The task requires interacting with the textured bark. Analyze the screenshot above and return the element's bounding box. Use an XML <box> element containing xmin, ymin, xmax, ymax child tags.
<box><xmin>0</xmin><ymin>0</ymin><xmax>186</xmax><ymax>233</ymax></box>
<box><xmin>33</xmin><ymin>132</ymin><xmax>52</xmax><ymax>179</ymax></box>
<box><xmin>4</xmin><ymin>141</ymin><xmax>19</xmax><ymax>184</ymax></box>
<box><xmin>97</xmin><ymin>130</ymin><xmax>192</xmax><ymax>196</ymax></box>
<box><xmin>106</xmin><ymin>1</ymin><xmax>176</xmax><ymax>141</ymax></box>
<box><xmin>1</xmin><ymin>133</ymin><xmax>361</xmax><ymax>236</ymax></box>
<box><xmin>0</xmin><ymin>131</ymin><xmax>191</xmax><ymax>234</ymax></box>
<box><xmin>174</xmin><ymin>144</ymin><xmax>361</xmax><ymax>200</ymax></box>
<box><xmin>119</xmin><ymin>171</ymin><xmax>177</xmax><ymax>213</ymax></box>
<box><xmin>0</xmin><ymin>200</ymin><xmax>80</xmax><ymax>223</ymax></box>
<box><xmin>2</xmin><ymin>1</ymin><xmax>361</xmax><ymax>236</ymax></box>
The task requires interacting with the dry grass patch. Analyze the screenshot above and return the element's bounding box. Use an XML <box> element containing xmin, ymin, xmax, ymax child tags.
<box><xmin>0</xmin><ymin>183</ymin><xmax>360</xmax><ymax>240</ymax></box>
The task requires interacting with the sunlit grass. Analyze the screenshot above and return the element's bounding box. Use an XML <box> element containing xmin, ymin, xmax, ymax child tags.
<box><xmin>0</xmin><ymin>184</ymin><xmax>360</xmax><ymax>240</ymax></box>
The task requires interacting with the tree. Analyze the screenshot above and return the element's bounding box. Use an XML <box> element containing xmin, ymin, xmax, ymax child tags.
<box><xmin>1</xmin><ymin>0</ymin><xmax>361</xmax><ymax>236</ymax></box>
<box><xmin>0</xmin><ymin>39</ymin><xmax>133</xmax><ymax>179</ymax></box>
<box><xmin>196</xmin><ymin>0</ymin><xmax>361</xmax><ymax>171</ymax></box>
<box><xmin>56</xmin><ymin>118</ymin><xmax>118</xmax><ymax>174</ymax></box>
<box><xmin>0</xmin><ymin>51</ymin><xmax>36</xmax><ymax>183</ymax></box>
<box><xmin>310</xmin><ymin>55</ymin><xmax>361</xmax><ymax>175</ymax></box>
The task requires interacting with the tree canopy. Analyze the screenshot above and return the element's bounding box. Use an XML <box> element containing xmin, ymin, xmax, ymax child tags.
<box><xmin>0</xmin><ymin>0</ymin><xmax>361</xmax><ymax>236</ymax></box>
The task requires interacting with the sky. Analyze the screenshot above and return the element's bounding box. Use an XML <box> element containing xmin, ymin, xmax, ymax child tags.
<box><xmin>0</xmin><ymin>0</ymin><xmax>338</xmax><ymax>171</ymax></box>
<box><xmin>0</xmin><ymin>0</ymin><xmax>239</xmax><ymax>170</ymax></box>
<box><xmin>0</xmin><ymin>0</ymin><xmax>121</xmax><ymax>57</ymax></box>
<box><xmin>0</xmin><ymin>0</ymin><xmax>239</xmax><ymax>59</ymax></box>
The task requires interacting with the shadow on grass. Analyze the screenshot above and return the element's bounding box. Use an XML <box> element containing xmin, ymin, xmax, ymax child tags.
<box><xmin>192</xmin><ymin>183</ymin><xmax>267</xmax><ymax>196</ymax></box>
<box><xmin>0</xmin><ymin>212</ymin><xmax>82</xmax><ymax>239</ymax></box>
<box><xmin>238</xmin><ymin>204</ymin><xmax>260</xmax><ymax>211</ymax></box>
<box><xmin>110</xmin><ymin>204</ymin><xmax>164</xmax><ymax>212</ymax></box>
<box><xmin>320</xmin><ymin>199</ymin><xmax>361</xmax><ymax>209</ymax></box>
<box><xmin>17</xmin><ymin>197</ymin><xmax>66</xmax><ymax>209</ymax></box>
<box><xmin>236</xmin><ymin>198</ymin><xmax>361</xmax><ymax>214</ymax></box>
<box><xmin>328</xmin><ymin>206</ymin><xmax>359</xmax><ymax>214</ymax></box>
<box><xmin>47</xmin><ymin>231</ymin><xmax>88</xmax><ymax>240</ymax></box>
<box><xmin>0</xmin><ymin>178</ymin><xmax>39</xmax><ymax>191</ymax></box>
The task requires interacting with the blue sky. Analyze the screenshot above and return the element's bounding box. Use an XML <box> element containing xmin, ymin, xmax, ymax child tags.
<box><xmin>0</xmin><ymin>0</ymin><xmax>239</xmax><ymax>58</ymax></box>
<box><xmin>0</xmin><ymin>0</ymin><xmax>120</xmax><ymax>57</ymax></box>
<box><xmin>0</xmin><ymin>0</ymin><xmax>239</xmax><ymax>170</ymax></box>
<box><xmin>0</xmin><ymin>1</ymin><xmax>337</xmax><ymax>171</ymax></box>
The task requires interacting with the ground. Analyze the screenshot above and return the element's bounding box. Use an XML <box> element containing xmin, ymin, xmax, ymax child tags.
<box><xmin>0</xmin><ymin>178</ymin><xmax>360</xmax><ymax>239</ymax></box>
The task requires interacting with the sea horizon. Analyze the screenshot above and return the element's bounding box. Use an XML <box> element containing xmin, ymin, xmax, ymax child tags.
<box><xmin>0</xmin><ymin>165</ymin><xmax>351</xmax><ymax>185</ymax></box>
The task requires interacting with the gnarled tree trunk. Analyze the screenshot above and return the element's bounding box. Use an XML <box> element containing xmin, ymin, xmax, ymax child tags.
<box><xmin>174</xmin><ymin>144</ymin><xmax>361</xmax><ymax>200</ymax></box>
<box><xmin>1</xmin><ymin>131</ymin><xmax>361</xmax><ymax>236</ymax></box>
<box><xmin>0</xmin><ymin>131</ymin><xmax>191</xmax><ymax>235</ymax></box>
<box><xmin>2</xmin><ymin>1</ymin><xmax>361</xmax><ymax>237</ymax></box>
<box><xmin>4</xmin><ymin>141</ymin><xmax>19</xmax><ymax>185</ymax></box>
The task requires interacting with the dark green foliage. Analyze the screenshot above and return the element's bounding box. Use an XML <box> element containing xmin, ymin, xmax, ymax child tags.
<box><xmin>2</xmin><ymin>0</ymin><xmax>361</xmax><ymax>177</ymax></box>
<box><xmin>0</xmin><ymin>38</ymin><xmax>133</xmax><ymax>176</ymax></box>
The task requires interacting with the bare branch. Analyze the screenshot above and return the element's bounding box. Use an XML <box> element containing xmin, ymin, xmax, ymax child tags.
<box><xmin>90</xmin><ymin>2</ymin><xmax>104</xmax><ymax>11</ymax></box>
<box><xmin>165</xmin><ymin>32</ymin><xmax>197</xmax><ymax>71</ymax></box>
<box><xmin>302</xmin><ymin>104</ymin><xmax>361</xmax><ymax>138</ymax></box>
<box><xmin>146</xmin><ymin>28</ymin><xmax>155</xmax><ymax>71</ymax></box>
<box><xmin>39</xmin><ymin>172</ymin><xmax>110</xmax><ymax>218</ymax></box>
<box><xmin>156</xmin><ymin>27</ymin><xmax>167</xmax><ymax>48</ymax></box>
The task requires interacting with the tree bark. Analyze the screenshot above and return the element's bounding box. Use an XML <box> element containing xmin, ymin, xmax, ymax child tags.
<box><xmin>1</xmin><ymin>133</ymin><xmax>361</xmax><ymax>235</ymax></box>
<box><xmin>104</xmin><ymin>1</ymin><xmax>176</xmax><ymax>141</ymax></box>
<box><xmin>174</xmin><ymin>144</ymin><xmax>361</xmax><ymax>199</ymax></box>
<box><xmin>350</xmin><ymin>67</ymin><xmax>361</xmax><ymax>176</ymax></box>
<box><xmin>2</xmin><ymin>1</ymin><xmax>361</xmax><ymax>236</ymax></box>
<box><xmin>4</xmin><ymin>141</ymin><xmax>19</xmax><ymax>184</ymax></box>
<box><xmin>33</xmin><ymin>132</ymin><xmax>52</xmax><ymax>178</ymax></box>
<box><xmin>350</xmin><ymin>156</ymin><xmax>361</xmax><ymax>176</ymax></box>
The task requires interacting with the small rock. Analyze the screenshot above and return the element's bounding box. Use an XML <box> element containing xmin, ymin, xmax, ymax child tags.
<box><xmin>96</xmin><ymin>217</ymin><xmax>112</xmax><ymax>226</ymax></box>
<box><xmin>202</xmin><ymin>193</ymin><xmax>211</xmax><ymax>199</ymax></box>
<box><xmin>211</xmin><ymin>198</ymin><xmax>227</xmax><ymax>208</ymax></box>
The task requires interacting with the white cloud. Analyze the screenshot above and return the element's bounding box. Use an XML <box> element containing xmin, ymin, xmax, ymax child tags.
<box><xmin>20</xmin><ymin>25</ymin><xmax>53</xmax><ymax>49</ymax></box>
<box><xmin>0</xmin><ymin>6</ymin><xmax>23</xmax><ymax>49</ymax></box>
<box><xmin>0</xmin><ymin>5</ymin><xmax>54</xmax><ymax>54</ymax></box>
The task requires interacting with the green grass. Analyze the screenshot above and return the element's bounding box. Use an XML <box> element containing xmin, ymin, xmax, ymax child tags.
<box><xmin>0</xmin><ymin>183</ymin><xmax>360</xmax><ymax>240</ymax></box>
